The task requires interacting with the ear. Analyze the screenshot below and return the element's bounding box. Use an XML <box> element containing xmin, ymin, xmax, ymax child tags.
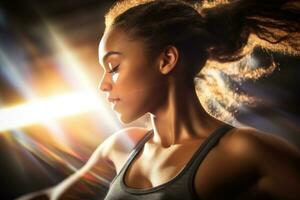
<box><xmin>158</xmin><ymin>46</ymin><xmax>179</xmax><ymax>75</ymax></box>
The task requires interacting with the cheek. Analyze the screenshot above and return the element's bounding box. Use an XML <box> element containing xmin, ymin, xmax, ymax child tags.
<box><xmin>112</xmin><ymin>73</ymin><xmax>119</xmax><ymax>82</ymax></box>
<box><xmin>116</xmin><ymin>67</ymin><xmax>160</xmax><ymax>112</ymax></box>
<box><xmin>120</xmin><ymin>71</ymin><xmax>154</xmax><ymax>101</ymax></box>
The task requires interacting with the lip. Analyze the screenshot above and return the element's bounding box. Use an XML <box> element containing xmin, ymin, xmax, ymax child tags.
<box><xmin>107</xmin><ymin>97</ymin><xmax>120</xmax><ymax>103</ymax></box>
<box><xmin>109</xmin><ymin>98</ymin><xmax>120</xmax><ymax>110</ymax></box>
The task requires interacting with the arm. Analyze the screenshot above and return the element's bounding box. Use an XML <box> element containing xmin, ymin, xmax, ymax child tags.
<box><xmin>253</xmin><ymin>132</ymin><xmax>300</xmax><ymax>200</ymax></box>
<box><xmin>15</xmin><ymin>189</ymin><xmax>52</xmax><ymax>200</ymax></box>
<box><xmin>16</xmin><ymin>133</ymin><xmax>117</xmax><ymax>200</ymax></box>
<box><xmin>227</xmin><ymin>128</ymin><xmax>300</xmax><ymax>200</ymax></box>
<box><xmin>16</xmin><ymin>127</ymin><xmax>148</xmax><ymax>200</ymax></box>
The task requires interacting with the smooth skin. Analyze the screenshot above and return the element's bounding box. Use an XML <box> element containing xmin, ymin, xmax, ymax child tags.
<box><xmin>17</xmin><ymin>27</ymin><xmax>300</xmax><ymax>200</ymax></box>
<box><xmin>98</xmin><ymin>27</ymin><xmax>300</xmax><ymax>200</ymax></box>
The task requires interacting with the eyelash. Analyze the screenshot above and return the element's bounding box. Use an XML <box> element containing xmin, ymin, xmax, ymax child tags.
<box><xmin>108</xmin><ymin>65</ymin><xmax>120</xmax><ymax>74</ymax></box>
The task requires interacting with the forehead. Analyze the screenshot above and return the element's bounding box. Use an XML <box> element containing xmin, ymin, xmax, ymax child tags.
<box><xmin>98</xmin><ymin>27</ymin><xmax>132</xmax><ymax>63</ymax></box>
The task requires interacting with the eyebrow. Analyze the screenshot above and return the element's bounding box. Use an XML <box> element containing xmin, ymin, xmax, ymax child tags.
<box><xmin>101</xmin><ymin>51</ymin><xmax>122</xmax><ymax>67</ymax></box>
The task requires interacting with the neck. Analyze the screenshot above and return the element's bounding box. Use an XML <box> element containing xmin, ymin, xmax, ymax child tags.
<box><xmin>149</xmin><ymin>83</ymin><xmax>224</xmax><ymax>148</ymax></box>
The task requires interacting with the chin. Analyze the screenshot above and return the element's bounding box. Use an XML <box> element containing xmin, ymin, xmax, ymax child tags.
<box><xmin>117</xmin><ymin>112</ymin><xmax>144</xmax><ymax>124</ymax></box>
<box><xmin>117</xmin><ymin>113</ymin><xmax>135</xmax><ymax>124</ymax></box>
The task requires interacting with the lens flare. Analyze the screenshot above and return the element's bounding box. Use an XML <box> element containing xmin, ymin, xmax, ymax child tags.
<box><xmin>0</xmin><ymin>92</ymin><xmax>100</xmax><ymax>132</ymax></box>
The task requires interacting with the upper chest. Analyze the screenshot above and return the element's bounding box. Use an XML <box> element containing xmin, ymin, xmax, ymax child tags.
<box><xmin>112</xmin><ymin>137</ymin><xmax>260</xmax><ymax>199</ymax></box>
<box><xmin>124</xmin><ymin>141</ymin><xmax>203</xmax><ymax>188</ymax></box>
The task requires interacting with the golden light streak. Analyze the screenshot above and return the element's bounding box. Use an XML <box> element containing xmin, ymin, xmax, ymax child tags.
<box><xmin>43</xmin><ymin>22</ymin><xmax>122</xmax><ymax>132</ymax></box>
<box><xmin>0</xmin><ymin>92</ymin><xmax>101</xmax><ymax>132</ymax></box>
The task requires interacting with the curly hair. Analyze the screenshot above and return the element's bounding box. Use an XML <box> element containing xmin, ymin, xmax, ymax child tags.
<box><xmin>104</xmin><ymin>0</ymin><xmax>300</xmax><ymax>125</ymax></box>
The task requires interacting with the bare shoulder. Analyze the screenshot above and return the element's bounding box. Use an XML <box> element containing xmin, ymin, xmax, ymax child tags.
<box><xmin>16</xmin><ymin>127</ymin><xmax>151</xmax><ymax>200</ymax></box>
<box><xmin>101</xmin><ymin>127</ymin><xmax>151</xmax><ymax>173</ymax></box>
<box><xmin>217</xmin><ymin>126</ymin><xmax>300</xmax><ymax>199</ymax></box>
<box><xmin>54</xmin><ymin>127</ymin><xmax>150</xmax><ymax>191</ymax></box>
<box><xmin>219</xmin><ymin>127</ymin><xmax>300</xmax><ymax>162</ymax></box>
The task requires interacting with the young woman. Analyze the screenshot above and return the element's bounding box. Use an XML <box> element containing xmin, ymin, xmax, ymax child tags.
<box><xmin>18</xmin><ymin>0</ymin><xmax>300</xmax><ymax>199</ymax></box>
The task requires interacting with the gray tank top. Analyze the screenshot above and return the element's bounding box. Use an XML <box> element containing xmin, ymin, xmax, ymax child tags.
<box><xmin>104</xmin><ymin>124</ymin><xmax>233</xmax><ymax>200</ymax></box>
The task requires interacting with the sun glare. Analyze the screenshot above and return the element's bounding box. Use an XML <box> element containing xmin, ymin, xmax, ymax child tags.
<box><xmin>0</xmin><ymin>92</ymin><xmax>101</xmax><ymax>132</ymax></box>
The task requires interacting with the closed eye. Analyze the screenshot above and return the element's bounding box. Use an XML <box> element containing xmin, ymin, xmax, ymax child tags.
<box><xmin>108</xmin><ymin>65</ymin><xmax>120</xmax><ymax>74</ymax></box>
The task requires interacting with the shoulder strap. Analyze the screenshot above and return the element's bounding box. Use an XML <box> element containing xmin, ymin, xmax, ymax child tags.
<box><xmin>109</xmin><ymin>129</ymin><xmax>153</xmax><ymax>186</ymax></box>
<box><xmin>185</xmin><ymin>124</ymin><xmax>234</xmax><ymax>199</ymax></box>
<box><xmin>118</xmin><ymin>129</ymin><xmax>153</xmax><ymax>174</ymax></box>
<box><xmin>191</xmin><ymin>124</ymin><xmax>233</xmax><ymax>169</ymax></box>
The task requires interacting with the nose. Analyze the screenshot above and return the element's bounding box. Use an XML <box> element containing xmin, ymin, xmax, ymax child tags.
<box><xmin>98</xmin><ymin>74</ymin><xmax>112</xmax><ymax>92</ymax></box>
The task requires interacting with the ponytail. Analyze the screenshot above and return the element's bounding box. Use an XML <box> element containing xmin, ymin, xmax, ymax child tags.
<box><xmin>104</xmin><ymin>0</ymin><xmax>300</xmax><ymax>125</ymax></box>
<box><xmin>196</xmin><ymin>0</ymin><xmax>300</xmax><ymax>62</ymax></box>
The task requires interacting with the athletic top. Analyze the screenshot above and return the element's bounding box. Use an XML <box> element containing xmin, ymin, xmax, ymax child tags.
<box><xmin>104</xmin><ymin>124</ymin><xmax>233</xmax><ymax>200</ymax></box>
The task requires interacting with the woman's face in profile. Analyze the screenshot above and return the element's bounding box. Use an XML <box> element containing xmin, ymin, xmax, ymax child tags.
<box><xmin>98</xmin><ymin>27</ymin><xmax>167</xmax><ymax>123</ymax></box>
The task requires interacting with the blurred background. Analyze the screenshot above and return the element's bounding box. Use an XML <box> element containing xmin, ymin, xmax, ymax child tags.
<box><xmin>0</xmin><ymin>0</ymin><xmax>299</xmax><ymax>199</ymax></box>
